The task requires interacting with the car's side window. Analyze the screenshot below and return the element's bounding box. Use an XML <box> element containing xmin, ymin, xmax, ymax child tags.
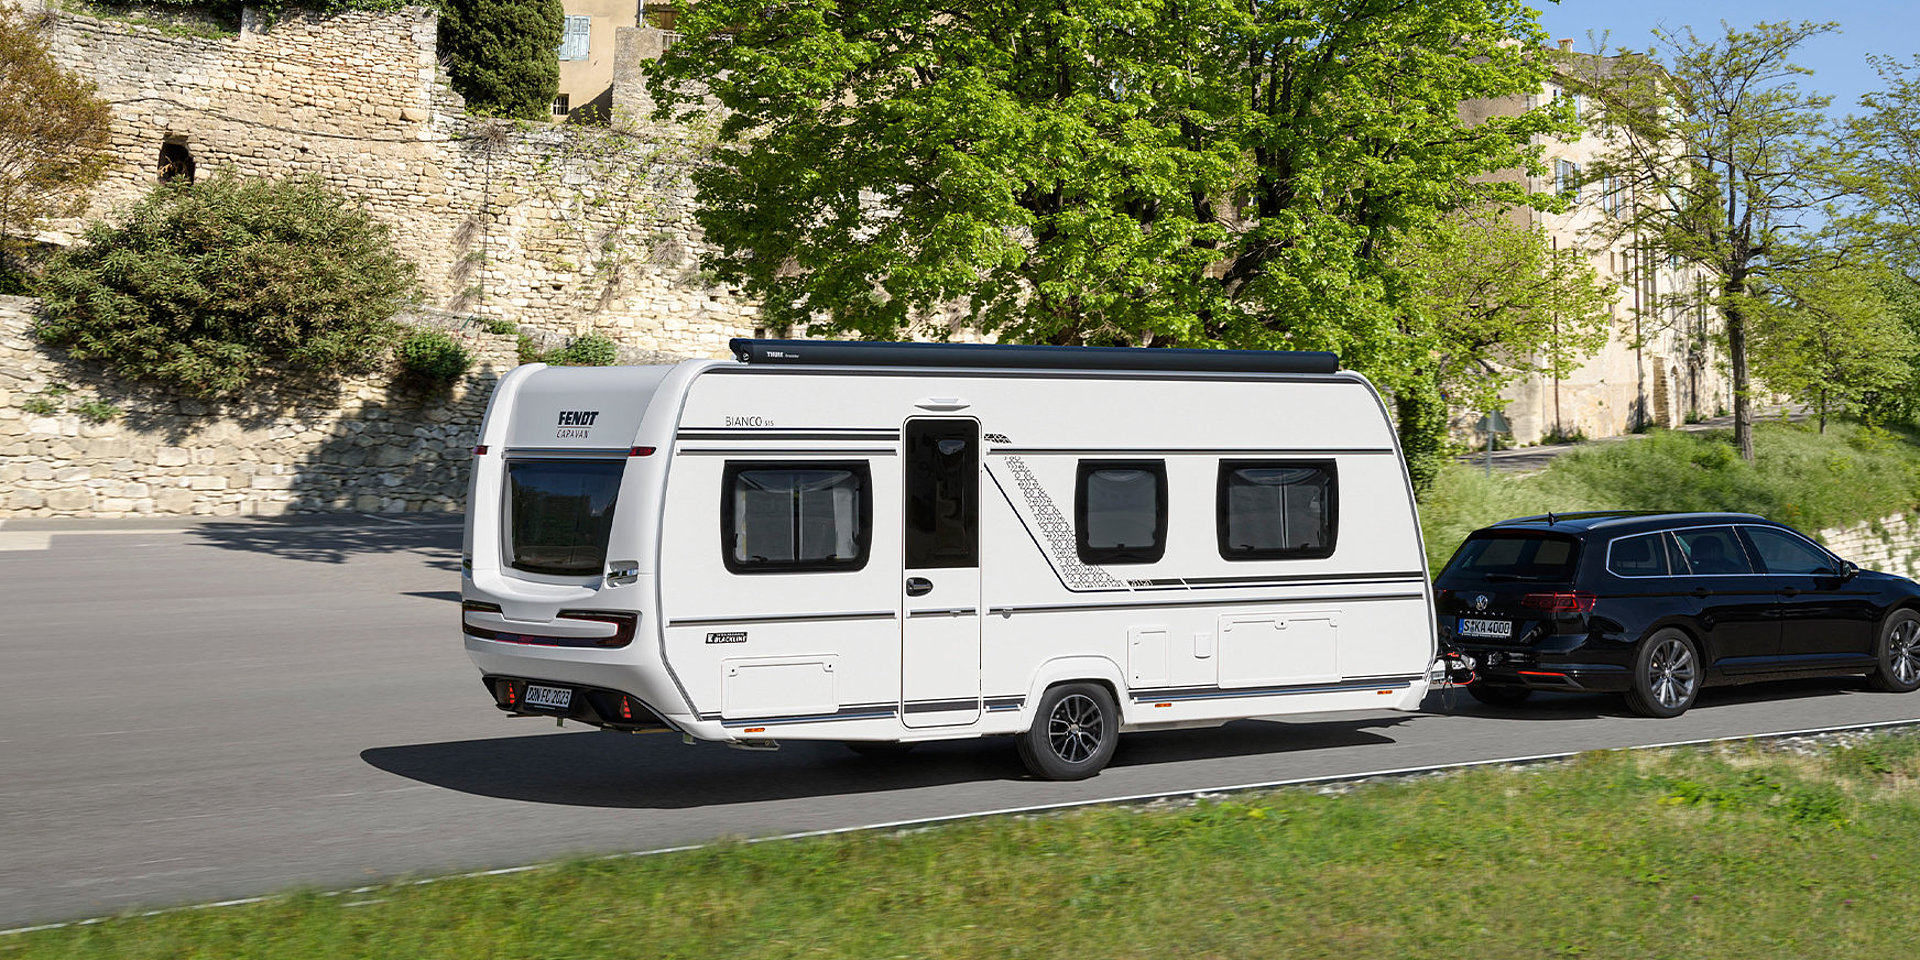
<box><xmin>1606</xmin><ymin>533</ymin><xmax>1668</xmax><ymax>577</ymax></box>
<box><xmin>1671</xmin><ymin>526</ymin><xmax>1755</xmax><ymax>575</ymax></box>
<box><xmin>1741</xmin><ymin>526</ymin><xmax>1837</xmax><ymax>575</ymax></box>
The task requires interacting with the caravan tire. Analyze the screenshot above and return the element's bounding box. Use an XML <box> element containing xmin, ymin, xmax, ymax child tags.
<box><xmin>1017</xmin><ymin>683</ymin><xmax>1119</xmax><ymax>781</ymax></box>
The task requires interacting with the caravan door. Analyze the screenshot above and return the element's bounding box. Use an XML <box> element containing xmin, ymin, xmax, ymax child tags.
<box><xmin>900</xmin><ymin>418</ymin><xmax>982</xmax><ymax>727</ymax></box>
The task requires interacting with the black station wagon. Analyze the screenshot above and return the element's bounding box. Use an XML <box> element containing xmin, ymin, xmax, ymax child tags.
<box><xmin>1435</xmin><ymin>512</ymin><xmax>1920</xmax><ymax>717</ymax></box>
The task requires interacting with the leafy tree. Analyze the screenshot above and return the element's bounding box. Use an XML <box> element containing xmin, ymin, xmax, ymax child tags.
<box><xmin>441</xmin><ymin>0</ymin><xmax>564</xmax><ymax>120</ymax></box>
<box><xmin>1749</xmin><ymin>267</ymin><xmax>1918</xmax><ymax>432</ymax></box>
<box><xmin>1401</xmin><ymin>211</ymin><xmax>1614</xmax><ymax>421</ymax></box>
<box><xmin>34</xmin><ymin>174</ymin><xmax>420</xmax><ymax>398</ymax></box>
<box><xmin>1562</xmin><ymin>21</ymin><xmax>1847</xmax><ymax>462</ymax></box>
<box><xmin>648</xmin><ymin>1</ymin><xmax>1570</xmax><ymax>404</ymax></box>
<box><xmin>0</xmin><ymin>7</ymin><xmax>113</xmax><ymax>267</ymax></box>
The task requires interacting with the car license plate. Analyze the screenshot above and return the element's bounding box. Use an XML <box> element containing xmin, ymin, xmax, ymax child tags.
<box><xmin>1458</xmin><ymin>618</ymin><xmax>1513</xmax><ymax>639</ymax></box>
<box><xmin>524</xmin><ymin>684</ymin><xmax>572</xmax><ymax>710</ymax></box>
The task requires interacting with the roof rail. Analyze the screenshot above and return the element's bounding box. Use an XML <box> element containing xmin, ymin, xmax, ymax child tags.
<box><xmin>728</xmin><ymin>339</ymin><xmax>1340</xmax><ymax>375</ymax></box>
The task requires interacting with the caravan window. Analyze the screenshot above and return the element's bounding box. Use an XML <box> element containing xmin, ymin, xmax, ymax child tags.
<box><xmin>1217</xmin><ymin>460</ymin><xmax>1337</xmax><ymax>560</ymax></box>
<box><xmin>722</xmin><ymin>462</ymin><xmax>872</xmax><ymax>573</ymax></box>
<box><xmin>505</xmin><ymin>458</ymin><xmax>625</xmax><ymax>576</ymax></box>
<box><xmin>1075</xmin><ymin>461</ymin><xmax>1167</xmax><ymax>564</ymax></box>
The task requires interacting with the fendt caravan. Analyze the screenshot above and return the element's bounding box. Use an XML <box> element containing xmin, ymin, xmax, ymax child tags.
<box><xmin>461</xmin><ymin>340</ymin><xmax>1436</xmax><ymax>779</ymax></box>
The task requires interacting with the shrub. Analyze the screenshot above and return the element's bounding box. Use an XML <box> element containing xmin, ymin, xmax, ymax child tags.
<box><xmin>34</xmin><ymin>174</ymin><xmax>420</xmax><ymax>399</ymax></box>
<box><xmin>396</xmin><ymin>329</ymin><xmax>475</xmax><ymax>383</ymax></box>
<box><xmin>440</xmin><ymin>0</ymin><xmax>564</xmax><ymax>120</ymax></box>
<box><xmin>543</xmin><ymin>333</ymin><xmax>618</xmax><ymax>366</ymax></box>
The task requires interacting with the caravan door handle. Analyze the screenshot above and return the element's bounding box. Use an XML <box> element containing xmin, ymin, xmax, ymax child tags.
<box><xmin>905</xmin><ymin>577</ymin><xmax>934</xmax><ymax>597</ymax></box>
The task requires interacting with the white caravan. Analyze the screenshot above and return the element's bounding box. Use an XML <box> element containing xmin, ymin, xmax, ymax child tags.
<box><xmin>461</xmin><ymin>340</ymin><xmax>1436</xmax><ymax>779</ymax></box>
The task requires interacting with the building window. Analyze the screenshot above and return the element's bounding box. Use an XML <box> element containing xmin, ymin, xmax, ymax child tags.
<box><xmin>557</xmin><ymin>15</ymin><xmax>590</xmax><ymax>61</ymax></box>
<box><xmin>1075</xmin><ymin>461</ymin><xmax>1167</xmax><ymax>565</ymax></box>
<box><xmin>1217</xmin><ymin>461</ymin><xmax>1337</xmax><ymax>561</ymax></box>
<box><xmin>720</xmin><ymin>462</ymin><xmax>872</xmax><ymax>573</ymax></box>
<box><xmin>1555</xmin><ymin>159</ymin><xmax>1581</xmax><ymax>201</ymax></box>
<box><xmin>551</xmin><ymin>94</ymin><xmax>570</xmax><ymax>116</ymax></box>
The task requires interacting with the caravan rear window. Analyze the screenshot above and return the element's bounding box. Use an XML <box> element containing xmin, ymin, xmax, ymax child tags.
<box><xmin>722</xmin><ymin>462</ymin><xmax>872</xmax><ymax>573</ymax></box>
<box><xmin>505</xmin><ymin>458</ymin><xmax>625</xmax><ymax>576</ymax></box>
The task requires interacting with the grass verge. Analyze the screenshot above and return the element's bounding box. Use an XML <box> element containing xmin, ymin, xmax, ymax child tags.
<box><xmin>1421</xmin><ymin>419</ymin><xmax>1920</xmax><ymax>563</ymax></box>
<box><xmin>9</xmin><ymin>731</ymin><xmax>1920</xmax><ymax>959</ymax></box>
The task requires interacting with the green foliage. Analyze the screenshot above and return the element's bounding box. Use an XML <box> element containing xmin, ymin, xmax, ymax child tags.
<box><xmin>0</xmin><ymin>7</ymin><xmax>113</xmax><ymax>262</ymax></box>
<box><xmin>649</xmin><ymin>0</ymin><xmax>1570</xmax><ymax>401</ymax></box>
<box><xmin>440</xmin><ymin>0</ymin><xmax>563</xmax><ymax>120</ymax></box>
<box><xmin>395</xmin><ymin>329</ymin><xmax>475</xmax><ymax>383</ymax></box>
<box><xmin>14</xmin><ymin>381</ymin><xmax>119</xmax><ymax>422</ymax></box>
<box><xmin>1563</xmin><ymin>21</ymin><xmax>1846</xmax><ymax>461</ymax></box>
<box><xmin>19</xmin><ymin>395</ymin><xmax>57</xmax><ymax>417</ymax></box>
<box><xmin>1419</xmin><ymin>421</ymin><xmax>1920</xmax><ymax>563</ymax></box>
<box><xmin>72</xmin><ymin>398</ymin><xmax>122</xmax><ymax>423</ymax></box>
<box><xmin>540</xmin><ymin>333</ymin><xmax>617</xmax><ymax>366</ymax></box>
<box><xmin>33</xmin><ymin>174</ymin><xmax>420</xmax><ymax>399</ymax></box>
<box><xmin>1751</xmin><ymin>267</ymin><xmax>1919</xmax><ymax>431</ymax></box>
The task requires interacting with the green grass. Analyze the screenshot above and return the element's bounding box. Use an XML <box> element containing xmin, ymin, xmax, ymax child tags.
<box><xmin>9</xmin><ymin>733</ymin><xmax>1920</xmax><ymax>959</ymax></box>
<box><xmin>1420</xmin><ymin>419</ymin><xmax>1920</xmax><ymax>564</ymax></box>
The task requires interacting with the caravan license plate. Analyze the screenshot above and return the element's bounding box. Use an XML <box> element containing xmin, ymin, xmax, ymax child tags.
<box><xmin>1458</xmin><ymin>618</ymin><xmax>1513</xmax><ymax>639</ymax></box>
<box><xmin>524</xmin><ymin>684</ymin><xmax>572</xmax><ymax>710</ymax></box>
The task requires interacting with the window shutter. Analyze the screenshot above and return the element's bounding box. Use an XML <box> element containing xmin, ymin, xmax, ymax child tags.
<box><xmin>558</xmin><ymin>16</ymin><xmax>591</xmax><ymax>61</ymax></box>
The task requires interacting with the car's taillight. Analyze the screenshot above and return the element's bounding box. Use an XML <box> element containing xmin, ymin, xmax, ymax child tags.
<box><xmin>1522</xmin><ymin>591</ymin><xmax>1597</xmax><ymax>614</ymax></box>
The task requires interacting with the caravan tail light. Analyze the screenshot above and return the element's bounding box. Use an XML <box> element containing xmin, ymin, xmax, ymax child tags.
<box><xmin>1522</xmin><ymin>591</ymin><xmax>1597</xmax><ymax>614</ymax></box>
<box><xmin>472</xmin><ymin>445</ymin><xmax>488</xmax><ymax>455</ymax></box>
<box><xmin>629</xmin><ymin>446</ymin><xmax>655</xmax><ymax>457</ymax></box>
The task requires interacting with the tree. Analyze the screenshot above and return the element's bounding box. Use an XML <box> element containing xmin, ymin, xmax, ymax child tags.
<box><xmin>33</xmin><ymin>174</ymin><xmax>420</xmax><ymax>399</ymax></box>
<box><xmin>0</xmin><ymin>6</ymin><xmax>113</xmax><ymax>265</ymax></box>
<box><xmin>1562</xmin><ymin>21</ymin><xmax>1846</xmax><ymax>461</ymax></box>
<box><xmin>1749</xmin><ymin>267</ymin><xmax>1918</xmax><ymax>432</ymax></box>
<box><xmin>441</xmin><ymin>0</ymin><xmax>565</xmax><ymax>120</ymax></box>
<box><xmin>1401</xmin><ymin>212</ymin><xmax>1615</xmax><ymax>421</ymax></box>
<box><xmin>648</xmin><ymin>0</ymin><xmax>1569</xmax><ymax>367</ymax></box>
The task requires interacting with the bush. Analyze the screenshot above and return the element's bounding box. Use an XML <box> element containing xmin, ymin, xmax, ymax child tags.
<box><xmin>396</xmin><ymin>329</ymin><xmax>475</xmax><ymax>383</ymax></box>
<box><xmin>33</xmin><ymin>174</ymin><xmax>420</xmax><ymax>399</ymax></box>
<box><xmin>543</xmin><ymin>333</ymin><xmax>618</xmax><ymax>366</ymax></box>
<box><xmin>440</xmin><ymin>0</ymin><xmax>564</xmax><ymax>120</ymax></box>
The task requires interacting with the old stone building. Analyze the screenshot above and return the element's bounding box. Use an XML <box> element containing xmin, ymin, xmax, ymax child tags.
<box><xmin>1460</xmin><ymin>42</ymin><xmax>1731</xmax><ymax>445</ymax></box>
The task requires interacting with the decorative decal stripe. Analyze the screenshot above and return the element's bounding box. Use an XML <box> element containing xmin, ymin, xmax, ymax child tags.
<box><xmin>1129</xmin><ymin>676</ymin><xmax>1423</xmax><ymax>703</ymax></box>
<box><xmin>904</xmin><ymin>698</ymin><xmax>983</xmax><ymax>715</ymax></box>
<box><xmin>674</xmin><ymin>448</ymin><xmax>898</xmax><ymax>457</ymax></box>
<box><xmin>676</xmin><ymin>430</ymin><xmax>901</xmax><ymax>441</ymax></box>
<box><xmin>1176</xmin><ymin>572</ymin><xmax>1429</xmax><ymax>588</ymax></box>
<box><xmin>992</xmin><ymin>591</ymin><xmax>1428</xmax><ymax>615</ymax></box>
<box><xmin>667</xmin><ymin>611</ymin><xmax>897</xmax><ymax>628</ymax></box>
<box><xmin>997</xmin><ymin>456</ymin><xmax>1126</xmax><ymax>591</ymax></box>
<box><xmin>992</xmin><ymin>448</ymin><xmax>1398</xmax><ymax>457</ymax></box>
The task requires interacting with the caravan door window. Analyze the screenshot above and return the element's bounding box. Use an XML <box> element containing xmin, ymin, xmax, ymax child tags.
<box><xmin>721</xmin><ymin>462</ymin><xmax>872</xmax><ymax>573</ymax></box>
<box><xmin>1217</xmin><ymin>460</ymin><xmax>1337</xmax><ymax>560</ymax></box>
<box><xmin>1075</xmin><ymin>460</ymin><xmax>1167</xmax><ymax>564</ymax></box>
<box><xmin>505</xmin><ymin>458</ymin><xmax>626</xmax><ymax>576</ymax></box>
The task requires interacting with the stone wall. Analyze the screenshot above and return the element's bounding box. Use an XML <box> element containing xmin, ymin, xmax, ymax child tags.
<box><xmin>34</xmin><ymin>5</ymin><xmax>762</xmax><ymax>360</ymax></box>
<box><xmin>1819</xmin><ymin>513</ymin><xmax>1920</xmax><ymax>582</ymax></box>
<box><xmin>0</xmin><ymin>296</ymin><xmax>522</xmax><ymax>518</ymax></box>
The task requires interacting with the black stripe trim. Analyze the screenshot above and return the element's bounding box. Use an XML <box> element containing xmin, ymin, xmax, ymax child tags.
<box><xmin>992</xmin><ymin>448</ymin><xmax>1397</xmax><ymax>457</ymax></box>
<box><xmin>702</xmin><ymin>365</ymin><xmax>1354</xmax><ymax>386</ymax></box>
<box><xmin>995</xmin><ymin>592</ymin><xmax>1427</xmax><ymax>615</ymax></box>
<box><xmin>677</xmin><ymin>430</ymin><xmax>901</xmax><ymax>441</ymax></box>
<box><xmin>667</xmin><ymin>611</ymin><xmax>897</xmax><ymax>628</ymax></box>
<box><xmin>907</xmin><ymin>608</ymin><xmax>979</xmax><ymax>619</ymax></box>
<box><xmin>674</xmin><ymin>448</ymin><xmax>898</xmax><ymax>456</ymax></box>
<box><xmin>1178</xmin><ymin>571</ymin><xmax>1429</xmax><ymax>588</ymax></box>
<box><xmin>1131</xmin><ymin>676</ymin><xmax>1423</xmax><ymax>703</ymax></box>
<box><xmin>903</xmin><ymin>698</ymin><xmax>982</xmax><ymax>715</ymax></box>
<box><xmin>701</xmin><ymin>702</ymin><xmax>900</xmax><ymax>724</ymax></box>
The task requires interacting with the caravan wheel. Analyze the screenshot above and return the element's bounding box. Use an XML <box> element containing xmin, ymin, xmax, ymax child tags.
<box><xmin>1017</xmin><ymin>683</ymin><xmax>1119</xmax><ymax>780</ymax></box>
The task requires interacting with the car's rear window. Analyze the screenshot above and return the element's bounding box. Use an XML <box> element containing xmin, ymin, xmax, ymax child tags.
<box><xmin>506</xmin><ymin>458</ymin><xmax>625</xmax><ymax>576</ymax></box>
<box><xmin>1441</xmin><ymin>532</ymin><xmax>1582</xmax><ymax>584</ymax></box>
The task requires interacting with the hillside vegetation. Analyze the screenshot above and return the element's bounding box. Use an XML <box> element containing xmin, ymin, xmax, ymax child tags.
<box><xmin>1419</xmin><ymin>420</ymin><xmax>1920</xmax><ymax>565</ymax></box>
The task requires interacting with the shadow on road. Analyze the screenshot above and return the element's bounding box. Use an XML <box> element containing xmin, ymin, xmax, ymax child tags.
<box><xmin>360</xmin><ymin>715</ymin><xmax>1414</xmax><ymax>809</ymax></box>
<box><xmin>1428</xmin><ymin>675</ymin><xmax>1865</xmax><ymax>720</ymax></box>
<box><xmin>189</xmin><ymin>515</ymin><xmax>463</xmax><ymax>567</ymax></box>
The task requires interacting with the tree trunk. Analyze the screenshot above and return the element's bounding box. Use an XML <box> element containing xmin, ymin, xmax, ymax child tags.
<box><xmin>1723</xmin><ymin>280</ymin><xmax>1755</xmax><ymax>462</ymax></box>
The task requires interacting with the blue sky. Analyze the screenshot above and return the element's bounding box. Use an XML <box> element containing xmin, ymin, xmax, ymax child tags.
<box><xmin>1532</xmin><ymin>0</ymin><xmax>1915</xmax><ymax>113</ymax></box>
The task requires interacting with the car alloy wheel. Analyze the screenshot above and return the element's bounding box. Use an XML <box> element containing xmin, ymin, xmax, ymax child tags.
<box><xmin>1868</xmin><ymin>611</ymin><xmax>1920</xmax><ymax>694</ymax></box>
<box><xmin>1627</xmin><ymin>629</ymin><xmax>1701</xmax><ymax>718</ymax></box>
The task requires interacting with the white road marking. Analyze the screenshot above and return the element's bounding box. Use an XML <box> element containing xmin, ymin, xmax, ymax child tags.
<box><xmin>5</xmin><ymin>716</ymin><xmax>1917</xmax><ymax>937</ymax></box>
<box><xmin>0</xmin><ymin>529</ymin><xmax>193</xmax><ymax>552</ymax></box>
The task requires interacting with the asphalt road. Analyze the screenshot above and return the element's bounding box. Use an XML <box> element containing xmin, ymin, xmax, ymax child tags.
<box><xmin>5</xmin><ymin>515</ymin><xmax>1920</xmax><ymax>928</ymax></box>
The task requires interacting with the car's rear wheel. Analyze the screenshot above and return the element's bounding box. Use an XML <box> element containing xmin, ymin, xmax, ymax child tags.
<box><xmin>1467</xmin><ymin>683</ymin><xmax>1533</xmax><ymax>706</ymax></box>
<box><xmin>1866</xmin><ymin>609</ymin><xmax>1920</xmax><ymax>693</ymax></box>
<box><xmin>1626</xmin><ymin>629</ymin><xmax>1700</xmax><ymax>718</ymax></box>
<box><xmin>1016</xmin><ymin>682</ymin><xmax>1119</xmax><ymax>780</ymax></box>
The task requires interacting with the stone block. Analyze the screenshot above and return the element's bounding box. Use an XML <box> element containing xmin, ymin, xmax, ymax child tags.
<box><xmin>43</xmin><ymin>487</ymin><xmax>93</xmax><ymax>512</ymax></box>
<box><xmin>53</xmin><ymin>466</ymin><xmax>90</xmax><ymax>482</ymax></box>
<box><xmin>250</xmin><ymin>475</ymin><xmax>296</xmax><ymax>490</ymax></box>
<box><xmin>156</xmin><ymin>446</ymin><xmax>191</xmax><ymax>467</ymax></box>
<box><xmin>154</xmin><ymin>487</ymin><xmax>200</xmax><ymax>512</ymax></box>
<box><xmin>6</xmin><ymin>488</ymin><xmax>44</xmax><ymax>510</ymax></box>
<box><xmin>187</xmin><ymin>476</ymin><xmax>229</xmax><ymax>491</ymax></box>
<box><xmin>354</xmin><ymin>494</ymin><xmax>384</xmax><ymax>512</ymax></box>
<box><xmin>23</xmin><ymin>462</ymin><xmax>53</xmax><ymax>481</ymax></box>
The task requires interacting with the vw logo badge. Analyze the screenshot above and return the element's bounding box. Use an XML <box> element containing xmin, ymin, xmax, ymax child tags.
<box><xmin>1474</xmin><ymin>594</ymin><xmax>1489</xmax><ymax>611</ymax></box>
